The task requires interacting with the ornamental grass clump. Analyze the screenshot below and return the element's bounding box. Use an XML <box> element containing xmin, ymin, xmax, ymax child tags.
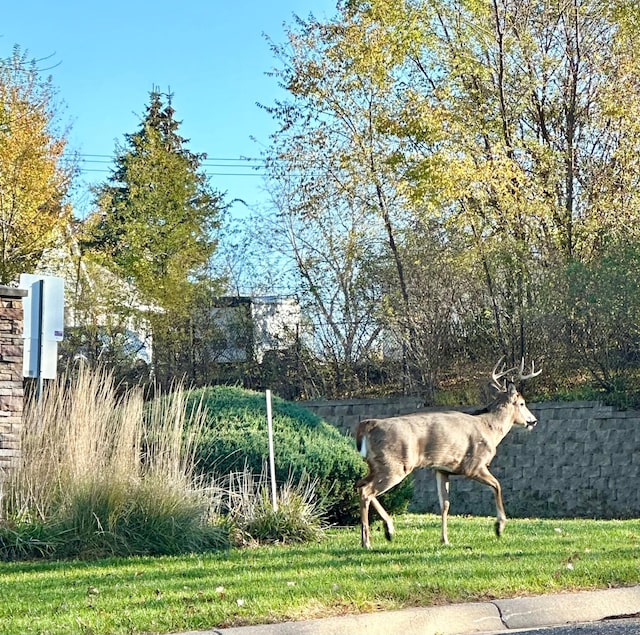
<box><xmin>0</xmin><ymin>367</ymin><xmax>228</xmax><ymax>560</ymax></box>
<box><xmin>221</xmin><ymin>467</ymin><xmax>326</xmax><ymax>545</ymax></box>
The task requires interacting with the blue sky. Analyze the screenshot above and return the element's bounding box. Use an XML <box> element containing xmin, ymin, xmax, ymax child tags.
<box><xmin>2</xmin><ymin>1</ymin><xmax>337</xmax><ymax>218</ymax></box>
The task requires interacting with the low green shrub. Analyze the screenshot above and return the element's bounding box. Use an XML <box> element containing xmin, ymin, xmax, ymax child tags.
<box><xmin>187</xmin><ymin>386</ymin><xmax>413</xmax><ymax>524</ymax></box>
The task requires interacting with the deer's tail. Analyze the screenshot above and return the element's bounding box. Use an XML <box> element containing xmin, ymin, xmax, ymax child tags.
<box><xmin>355</xmin><ymin>420</ymin><xmax>377</xmax><ymax>491</ymax></box>
<box><xmin>355</xmin><ymin>419</ymin><xmax>376</xmax><ymax>458</ymax></box>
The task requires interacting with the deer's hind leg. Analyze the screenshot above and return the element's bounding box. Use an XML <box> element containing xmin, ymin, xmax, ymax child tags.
<box><xmin>357</xmin><ymin>465</ymin><xmax>409</xmax><ymax>549</ymax></box>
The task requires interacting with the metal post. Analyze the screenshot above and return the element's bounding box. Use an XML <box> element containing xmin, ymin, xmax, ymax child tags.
<box><xmin>266</xmin><ymin>389</ymin><xmax>278</xmax><ymax>511</ymax></box>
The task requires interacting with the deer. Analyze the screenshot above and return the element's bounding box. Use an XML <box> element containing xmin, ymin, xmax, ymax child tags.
<box><xmin>355</xmin><ymin>358</ymin><xmax>541</xmax><ymax>549</ymax></box>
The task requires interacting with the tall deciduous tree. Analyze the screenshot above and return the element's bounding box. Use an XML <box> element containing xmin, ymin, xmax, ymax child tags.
<box><xmin>0</xmin><ymin>47</ymin><xmax>72</xmax><ymax>283</ymax></box>
<box><xmin>263</xmin><ymin>7</ymin><xmax>478</xmax><ymax>396</ymax></box>
<box><xmin>402</xmin><ymin>0</ymin><xmax>640</xmax><ymax>349</ymax></box>
<box><xmin>402</xmin><ymin>0</ymin><xmax>640</xmax><ymax>361</ymax></box>
<box><xmin>265</xmin><ymin>0</ymin><xmax>640</xmax><ymax>397</ymax></box>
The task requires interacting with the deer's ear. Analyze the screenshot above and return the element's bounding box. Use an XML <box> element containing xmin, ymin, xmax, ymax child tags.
<box><xmin>484</xmin><ymin>381</ymin><xmax>501</xmax><ymax>400</ymax></box>
<box><xmin>507</xmin><ymin>382</ymin><xmax>518</xmax><ymax>398</ymax></box>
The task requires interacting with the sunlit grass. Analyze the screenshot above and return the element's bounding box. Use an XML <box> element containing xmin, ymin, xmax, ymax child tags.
<box><xmin>0</xmin><ymin>515</ymin><xmax>639</xmax><ymax>635</ymax></box>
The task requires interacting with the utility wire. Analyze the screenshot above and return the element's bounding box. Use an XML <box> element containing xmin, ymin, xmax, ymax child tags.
<box><xmin>64</xmin><ymin>153</ymin><xmax>267</xmax><ymax>177</ymax></box>
<box><xmin>63</xmin><ymin>152</ymin><xmax>263</xmax><ymax>163</ymax></box>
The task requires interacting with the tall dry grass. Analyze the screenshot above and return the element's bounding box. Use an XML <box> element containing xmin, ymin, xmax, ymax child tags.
<box><xmin>2</xmin><ymin>366</ymin><xmax>226</xmax><ymax>559</ymax></box>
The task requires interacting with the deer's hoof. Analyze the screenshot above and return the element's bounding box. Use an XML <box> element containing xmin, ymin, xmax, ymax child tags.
<box><xmin>495</xmin><ymin>520</ymin><xmax>505</xmax><ymax>537</ymax></box>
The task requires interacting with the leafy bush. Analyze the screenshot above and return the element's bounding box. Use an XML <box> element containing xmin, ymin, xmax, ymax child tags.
<box><xmin>187</xmin><ymin>385</ymin><xmax>413</xmax><ymax>524</ymax></box>
<box><xmin>541</xmin><ymin>244</ymin><xmax>640</xmax><ymax>406</ymax></box>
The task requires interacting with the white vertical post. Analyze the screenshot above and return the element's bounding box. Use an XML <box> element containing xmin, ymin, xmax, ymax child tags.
<box><xmin>266</xmin><ymin>389</ymin><xmax>278</xmax><ymax>511</ymax></box>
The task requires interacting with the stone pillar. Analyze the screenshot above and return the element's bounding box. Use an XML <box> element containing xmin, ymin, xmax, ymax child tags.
<box><xmin>0</xmin><ymin>286</ymin><xmax>27</xmax><ymax>477</ymax></box>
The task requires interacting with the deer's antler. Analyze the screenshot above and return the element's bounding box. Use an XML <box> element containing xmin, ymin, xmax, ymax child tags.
<box><xmin>490</xmin><ymin>357</ymin><xmax>519</xmax><ymax>391</ymax></box>
<box><xmin>516</xmin><ymin>358</ymin><xmax>542</xmax><ymax>382</ymax></box>
<box><xmin>491</xmin><ymin>357</ymin><xmax>542</xmax><ymax>391</ymax></box>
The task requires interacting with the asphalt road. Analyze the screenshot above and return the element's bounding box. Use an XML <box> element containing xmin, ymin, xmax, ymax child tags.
<box><xmin>489</xmin><ymin>618</ymin><xmax>640</xmax><ymax>634</ymax></box>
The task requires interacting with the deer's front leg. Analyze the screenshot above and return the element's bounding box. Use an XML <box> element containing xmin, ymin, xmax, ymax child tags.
<box><xmin>436</xmin><ymin>471</ymin><xmax>451</xmax><ymax>545</ymax></box>
<box><xmin>474</xmin><ymin>467</ymin><xmax>506</xmax><ymax>538</ymax></box>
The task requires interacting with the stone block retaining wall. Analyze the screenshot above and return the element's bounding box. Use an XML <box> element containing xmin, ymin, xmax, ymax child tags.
<box><xmin>301</xmin><ymin>397</ymin><xmax>425</xmax><ymax>437</ymax></box>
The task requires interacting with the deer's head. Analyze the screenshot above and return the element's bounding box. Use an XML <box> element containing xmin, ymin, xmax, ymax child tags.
<box><xmin>491</xmin><ymin>358</ymin><xmax>541</xmax><ymax>429</ymax></box>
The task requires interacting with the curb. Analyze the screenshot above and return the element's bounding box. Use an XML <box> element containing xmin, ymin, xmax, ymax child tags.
<box><xmin>494</xmin><ymin>585</ymin><xmax>640</xmax><ymax>630</ymax></box>
<box><xmin>173</xmin><ymin>585</ymin><xmax>640</xmax><ymax>635</ymax></box>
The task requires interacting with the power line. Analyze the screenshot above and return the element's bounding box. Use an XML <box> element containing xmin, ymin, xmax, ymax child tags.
<box><xmin>64</xmin><ymin>152</ymin><xmax>263</xmax><ymax>163</ymax></box>
<box><xmin>77</xmin><ymin>169</ymin><xmax>265</xmax><ymax>177</ymax></box>
<box><xmin>63</xmin><ymin>153</ymin><xmax>267</xmax><ymax>178</ymax></box>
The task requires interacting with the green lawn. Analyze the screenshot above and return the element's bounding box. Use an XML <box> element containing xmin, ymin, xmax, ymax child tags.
<box><xmin>1</xmin><ymin>514</ymin><xmax>639</xmax><ymax>635</ymax></box>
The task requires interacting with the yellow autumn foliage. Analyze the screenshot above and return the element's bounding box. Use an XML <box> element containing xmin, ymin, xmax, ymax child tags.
<box><xmin>0</xmin><ymin>48</ymin><xmax>72</xmax><ymax>283</ymax></box>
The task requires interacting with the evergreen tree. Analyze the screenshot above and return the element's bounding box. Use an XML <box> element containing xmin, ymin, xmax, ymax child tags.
<box><xmin>84</xmin><ymin>90</ymin><xmax>226</xmax><ymax>384</ymax></box>
<box><xmin>88</xmin><ymin>89</ymin><xmax>224</xmax><ymax>312</ymax></box>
